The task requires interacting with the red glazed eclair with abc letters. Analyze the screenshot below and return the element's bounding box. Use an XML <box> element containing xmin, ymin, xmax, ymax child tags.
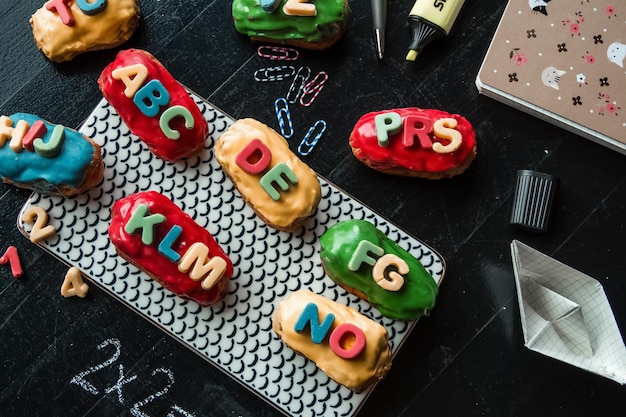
<box><xmin>109</xmin><ymin>191</ymin><xmax>233</xmax><ymax>306</ymax></box>
<box><xmin>349</xmin><ymin>108</ymin><xmax>477</xmax><ymax>179</ymax></box>
<box><xmin>98</xmin><ymin>49</ymin><xmax>208</xmax><ymax>162</ymax></box>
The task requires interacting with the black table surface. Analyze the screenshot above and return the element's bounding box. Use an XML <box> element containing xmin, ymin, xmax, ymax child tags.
<box><xmin>1</xmin><ymin>1</ymin><xmax>625</xmax><ymax>416</ymax></box>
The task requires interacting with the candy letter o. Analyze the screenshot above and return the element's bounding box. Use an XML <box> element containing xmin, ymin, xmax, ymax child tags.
<box><xmin>329</xmin><ymin>323</ymin><xmax>366</xmax><ymax>359</ymax></box>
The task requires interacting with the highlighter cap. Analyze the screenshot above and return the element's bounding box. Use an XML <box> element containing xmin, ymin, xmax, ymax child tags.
<box><xmin>407</xmin><ymin>15</ymin><xmax>445</xmax><ymax>57</ymax></box>
<box><xmin>510</xmin><ymin>170</ymin><xmax>560</xmax><ymax>233</ymax></box>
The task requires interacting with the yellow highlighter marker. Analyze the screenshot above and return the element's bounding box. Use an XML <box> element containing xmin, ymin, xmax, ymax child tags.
<box><xmin>406</xmin><ymin>0</ymin><xmax>465</xmax><ymax>61</ymax></box>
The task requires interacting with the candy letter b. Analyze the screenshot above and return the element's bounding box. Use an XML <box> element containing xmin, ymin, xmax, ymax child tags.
<box><xmin>374</xmin><ymin>112</ymin><xmax>402</xmax><ymax>147</ymax></box>
<box><xmin>134</xmin><ymin>79</ymin><xmax>171</xmax><ymax>118</ymax></box>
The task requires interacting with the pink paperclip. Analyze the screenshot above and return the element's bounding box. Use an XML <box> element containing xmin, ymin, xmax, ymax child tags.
<box><xmin>257</xmin><ymin>45</ymin><xmax>299</xmax><ymax>61</ymax></box>
<box><xmin>253</xmin><ymin>65</ymin><xmax>296</xmax><ymax>82</ymax></box>
<box><xmin>299</xmin><ymin>71</ymin><xmax>328</xmax><ymax>107</ymax></box>
<box><xmin>286</xmin><ymin>66</ymin><xmax>311</xmax><ymax>103</ymax></box>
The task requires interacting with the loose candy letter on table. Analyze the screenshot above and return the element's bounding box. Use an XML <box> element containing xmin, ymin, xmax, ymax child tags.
<box><xmin>61</xmin><ymin>266</ymin><xmax>89</xmax><ymax>298</ymax></box>
<box><xmin>0</xmin><ymin>246</ymin><xmax>23</xmax><ymax>278</ymax></box>
<box><xmin>22</xmin><ymin>206</ymin><xmax>57</xmax><ymax>243</ymax></box>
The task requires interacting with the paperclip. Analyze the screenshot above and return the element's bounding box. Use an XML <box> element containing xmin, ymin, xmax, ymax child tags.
<box><xmin>257</xmin><ymin>45</ymin><xmax>299</xmax><ymax>61</ymax></box>
<box><xmin>253</xmin><ymin>65</ymin><xmax>296</xmax><ymax>82</ymax></box>
<box><xmin>286</xmin><ymin>66</ymin><xmax>311</xmax><ymax>103</ymax></box>
<box><xmin>298</xmin><ymin>120</ymin><xmax>327</xmax><ymax>156</ymax></box>
<box><xmin>274</xmin><ymin>98</ymin><xmax>294</xmax><ymax>139</ymax></box>
<box><xmin>299</xmin><ymin>71</ymin><xmax>328</xmax><ymax>107</ymax></box>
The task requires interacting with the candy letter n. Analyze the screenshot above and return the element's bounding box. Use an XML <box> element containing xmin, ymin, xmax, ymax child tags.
<box><xmin>294</xmin><ymin>302</ymin><xmax>335</xmax><ymax>344</ymax></box>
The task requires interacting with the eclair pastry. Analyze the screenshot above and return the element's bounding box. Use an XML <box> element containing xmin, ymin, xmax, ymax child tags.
<box><xmin>30</xmin><ymin>0</ymin><xmax>140</xmax><ymax>62</ymax></box>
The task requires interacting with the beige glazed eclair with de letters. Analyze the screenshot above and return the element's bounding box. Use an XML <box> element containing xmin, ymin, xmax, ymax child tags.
<box><xmin>214</xmin><ymin>118</ymin><xmax>321</xmax><ymax>233</ymax></box>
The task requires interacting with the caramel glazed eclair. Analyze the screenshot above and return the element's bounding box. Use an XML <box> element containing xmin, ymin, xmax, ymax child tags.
<box><xmin>30</xmin><ymin>0</ymin><xmax>140</xmax><ymax>62</ymax></box>
<box><xmin>273</xmin><ymin>290</ymin><xmax>392</xmax><ymax>392</ymax></box>
<box><xmin>214</xmin><ymin>118</ymin><xmax>321</xmax><ymax>233</ymax></box>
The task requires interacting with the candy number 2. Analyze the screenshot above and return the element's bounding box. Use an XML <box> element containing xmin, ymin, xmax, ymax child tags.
<box><xmin>21</xmin><ymin>206</ymin><xmax>56</xmax><ymax>243</ymax></box>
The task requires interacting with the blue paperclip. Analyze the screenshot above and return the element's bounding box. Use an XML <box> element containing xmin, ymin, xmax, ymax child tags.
<box><xmin>274</xmin><ymin>98</ymin><xmax>294</xmax><ymax>139</ymax></box>
<box><xmin>298</xmin><ymin>120</ymin><xmax>326</xmax><ymax>156</ymax></box>
<box><xmin>253</xmin><ymin>65</ymin><xmax>296</xmax><ymax>82</ymax></box>
<box><xmin>286</xmin><ymin>66</ymin><xmax>311</xmax><ymax>103</ymax></box>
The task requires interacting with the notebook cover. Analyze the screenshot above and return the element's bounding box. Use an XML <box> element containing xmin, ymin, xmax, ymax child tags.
<box><xmin>476</xmin><ymin>0</ymin><xmax>626</xmax><ymax>154</ymax></box>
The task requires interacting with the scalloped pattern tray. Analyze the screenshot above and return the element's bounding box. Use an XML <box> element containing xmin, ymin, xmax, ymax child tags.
<box><xmin>18</xmin><ymin>95</ymin><xmax>445</xmax><ymax>417</ymax></box>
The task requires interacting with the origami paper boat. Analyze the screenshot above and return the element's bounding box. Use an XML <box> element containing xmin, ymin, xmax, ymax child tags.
<box><xmin>511</xmin><ymin>240</ymin><xmax>626</xmax><ymax>384</ymax></box>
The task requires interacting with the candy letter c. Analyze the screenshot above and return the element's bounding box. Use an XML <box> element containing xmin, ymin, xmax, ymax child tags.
<box><xmin>159</xmin><ymin>105</ymin><xmax>195</xmax><ymax>140</ymax></box>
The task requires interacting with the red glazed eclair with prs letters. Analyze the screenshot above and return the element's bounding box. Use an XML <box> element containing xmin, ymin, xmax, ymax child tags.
<box><xmin>349</xmin><ymin>108</ymin><xmax>476</xmax><ymax>179</ymax></box>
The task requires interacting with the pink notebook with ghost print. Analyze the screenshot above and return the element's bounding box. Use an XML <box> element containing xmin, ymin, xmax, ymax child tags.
<box><xmin>476</xmin><ymin>0</ymin><xmax>626</xmax><ymax>154</ymax></box>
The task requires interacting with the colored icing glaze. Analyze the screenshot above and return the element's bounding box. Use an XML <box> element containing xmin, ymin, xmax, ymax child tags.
<box><xmin>272</xmin><ymin>290</ymin><xmax>392</xmax><ymax>392</ymax></box>
<box><xmin>98</xmin><ymin>49</ymin><xmax>208</xmax><ymax>162</ymax></box>
<box><xmin>350</xmin><ymin>108</ymin><xmax>476</xmax><ymax>174</ymax></box>
<box><xmin>320</xmin><ymin>220</ymin><xmax>438</xmax><ymax>321</ymax></box>
<box><xmin>232</xmin><ymin>0</ymin><xmax>348</xmax><ymax>43</ymax></box>
<box><xmin>108</xmin><ymin>191</ymin><xmax>234</xmax><ymax>306</ymax></box>
<box><xmin>31</xmin><ymin>0</ymin><xmax>139</xmax><ymax>62</ymax></box>
<box><xmin>214</xmin><ymin>118</ymin><xmax>321</xmax><ymax>231</ymax></box>
<box><xmin>0</xmin><ymin>113</ymin><xmax>97</xmax><ymax>193</ymax></box>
